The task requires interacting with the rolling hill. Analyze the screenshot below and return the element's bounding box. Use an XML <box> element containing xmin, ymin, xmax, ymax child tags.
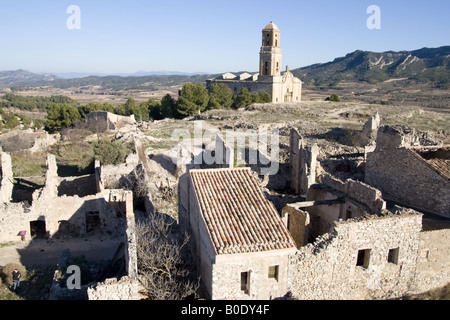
<box><xmin>291</xmin><ymin>46</ymin><xmax>450</xmax><ymax>88</ymax></box>
<box><xmin>1</xmin><ymin>46</ymin><xmax>449</xmax><ymax>90</ymax></box>
<box><xmin>0</xmin><ymin>69</ymin><xmax>59</xmax><ymax>88</ymax></box>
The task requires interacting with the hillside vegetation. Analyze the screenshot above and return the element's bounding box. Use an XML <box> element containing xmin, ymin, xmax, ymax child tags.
<box><xmin>293</xmin><ymin>46</ymin><xmax>450</xmax><ymax>88</ymax></box>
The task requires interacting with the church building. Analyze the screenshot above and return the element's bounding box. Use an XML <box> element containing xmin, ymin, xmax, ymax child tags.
<box><xmin>206</xmin><ymin>22</ymin><xmax>302</xmax><ymax>103</ymax></box>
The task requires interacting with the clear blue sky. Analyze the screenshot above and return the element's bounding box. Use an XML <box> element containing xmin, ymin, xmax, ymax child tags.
<box><xmin>0</xmin><ymin>0</ymin><xmax>449</xmax><ymax>74</ymax></box>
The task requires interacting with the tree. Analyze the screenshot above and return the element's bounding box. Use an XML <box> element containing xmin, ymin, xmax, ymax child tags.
<box><xmin>135</xmin><ymin>214</ymin><xmax>200</xmax><ymax>300</ymax></box>
<box><xmin>234</xmin><ymin>88</ymin><xmax>253</xmax><ymax>109</ymax></box>
<box><xmin>123</xmin><ymin>97</ymin><xmax>137</xmax><ymax>116</ymax></box>
<box><xmin>207</xmin><ymin>83</ymin><xmax>234</xmax><ymax>109</ymax></box>
<box><xmin>258</xmin><ymin>90</ymin><xmax>271</xmax><ymax>103</ymax></box>
<box><xmin>45</xmin><ymin>103</ymin><xmax>82</xmax><ymax>133</ymax></box>
<box><xmin>78</xmin><ymin>102</ymin><xmax>115</xmax><ymax>118</ymax></box>
<box><xmin>144</xmin><ymin>98</ymin><xmax>163</xmax><ymax>121</ymax></box>
<box><xmin>325</xmin><ymin>94</ymin><xmax>341</xmax><ymax>102</ymax></box>
<box><xmin>177</xmin><ymin>83</ymin><xmax>209</xmax><ymax>116</ymax></box>
<box><xmin>251</xmin><ymin>92</ymin><xmax>261</xmax><ymax>103</ymax></box>
<box><xmin>161</xmin><ymin>94</ymin><xmax>178</xmax><ymax>119</ymax></box>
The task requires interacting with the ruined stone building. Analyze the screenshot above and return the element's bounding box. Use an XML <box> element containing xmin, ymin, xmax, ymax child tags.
<box><xmin>282</xmin><ymin>126</ymin><xmax>449</xmax><ymax>299</ymax></box>
<box><xmin>178</xmin><ymin>127</ymin><xmax>449</xmax><ymax>300</ymax></box>
<box><xmin>0</xmin><ymin>152</ymin><xmax>138</xmax><ymax>300</ymax></box>
<box><xmin>365</xmin><ymin>125</ymin><xmax>449</xmax><ymax>218</ymax></box>
<box><xmin>85</xmin><ymin>111</ymin><xmax>136</xmax><ymax>132</ymax></box>
<box><xmin>0</xmin><ymin>130</ymin><xmax>59</xmax><ymax>154</ymax></box>
<box><xmin>206</xmin><ymin>22</ymin><xmax>302</xmax><ymax>103</ymax></box>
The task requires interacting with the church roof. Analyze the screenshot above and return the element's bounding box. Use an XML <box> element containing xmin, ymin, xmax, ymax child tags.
<box><xmin>263</xmin><ymin>21</ymin><xmax>279</xmax><ymax>31</ymax></box>
<box><xmin>214</xmin><ymin>72</ymin><xmax>259</xmax><ymax>81</ymax></box>
<box><xmin>190</xmin><ymin>168</ymin><xmax>295</xmax><ymax>255</ymax></box>
<box><xmin>220</xmin><ymin>72</ymin><xmax>236</xmax><ymax>80</ymax></box>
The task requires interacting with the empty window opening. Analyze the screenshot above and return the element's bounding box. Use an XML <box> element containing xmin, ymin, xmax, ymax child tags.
<box><xmin>86</xmin><ymin>211</ymin><xmax>101</xmax><ymax>233</ymax></box>
<box><xmin>388</xmin><ymin>247</ymin><xmax>399</xmax><ymax>264</ymax></box>
<box><xmin>264</xmin><ymin>62</ymin><xmax>268</xmax><ymax>75</ymax></box>
<box><xmin>30</xmin><ymin>220</ymin><xmax>46</xmax><ymax>239</ymax></box>
<box><xmin>356</xmin><ymin>249</ymin><xmax>371</xmax><ymax>268</ymax></box>
<box><xmin>268</xmin><ymin>265</ymin><xmax>279</xmax><ymax>281</ymax></box>
<box><xmin>240</xmin><ymin>271</ymin><xmax>250</xmax><ymax>295</ymax></box>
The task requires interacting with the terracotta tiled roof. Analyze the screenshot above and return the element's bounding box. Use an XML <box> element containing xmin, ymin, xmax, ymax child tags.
<box><xmin>190</xmin><ymin>168</ymin><xmax>294</xmax><ymax>255</ymax></box>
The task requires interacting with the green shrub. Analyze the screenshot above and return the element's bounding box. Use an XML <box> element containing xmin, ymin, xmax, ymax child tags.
<box><xmin>325</xmin><ymin>94</ymin><xmax>341</xmax><ymax>102</ymax></box>
<box><xmin>93</xmin><ymin>138</ymin><xmax>134</xmax><ymax>166</ymax></box>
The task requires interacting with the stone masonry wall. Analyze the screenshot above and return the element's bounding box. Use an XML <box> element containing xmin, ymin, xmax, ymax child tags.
<box><xmin>1</xmin><ymin>151</ymin><xmax>13</xmax><ymax>203</ymax></box>
<box><xmin>87</xmin><ymin>276</ymin><xmax>138</xmax><ymax>300</ymax></box>
<box><xmin>288</xmin><ymin>209</ymin><xmax>424</xmax><ymax>300</ymax></box>
<box><xmin>413</xmin><ymin>228</ymin><xmax>450</xmax><ymax>293</ymax></box>
<box><xmin>365</xmin><ymin>146</ymin><xmax>449</xmax><ymax>218</ymax></box>
<box><xmin>87</xmin><ymin>191</ymin><xmax>138</xmax><ymax>300</ymax></box>
<box><xmin>289</xmin><ymin>129</ymin><xmax>319</xmax><ymax>195</ymax></box>
<box><xmin>212</xmin><ymin>248</ymin><xmax>295</xmax><ymax>300</ymax></box>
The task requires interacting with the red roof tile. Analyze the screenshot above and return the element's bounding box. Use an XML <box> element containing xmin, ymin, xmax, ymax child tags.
<box><xmin>190</xmin><ymin>168</ymin><xmax>294</xmax><ymax>255</ymax></box>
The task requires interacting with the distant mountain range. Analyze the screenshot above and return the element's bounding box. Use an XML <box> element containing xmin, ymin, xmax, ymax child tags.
<box><xmin>51</xmin><ymin>70</ymin><xmax>209</xmax><ymax>79</ymax></box>
<box><xmin>0</xmin><ymin>69</ymin><xmax>216</xmax><ymax>90</ymax></box>
<box><xmin>291</xmin><ymin>46</ymin><xmax>450</xmax><ymax>88</ymax></box>
<box><xmin>1</xmin><ymin>46</ymin><xmax>449</xmax><ymax>89</ymax></box>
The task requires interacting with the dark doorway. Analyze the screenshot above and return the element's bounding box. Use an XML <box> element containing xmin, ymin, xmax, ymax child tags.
<box><xmin>30</xmin><ymin>220</ymin><xmax>46</xmax><ymax>238</ymax></box>
<box><xmin>86</xmin><ymin>211</ymin><xmax>101</xmax><ymax>233</ymax></box>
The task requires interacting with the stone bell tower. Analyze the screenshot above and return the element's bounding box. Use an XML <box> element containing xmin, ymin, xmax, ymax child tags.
<box><xmin>259</xmin><ymin>22</ymin><xmax>282</xmax><ymax>77</ymax></box>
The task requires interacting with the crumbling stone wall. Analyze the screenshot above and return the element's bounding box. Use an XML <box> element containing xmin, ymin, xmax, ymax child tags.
<box><xmin>1</xmin><ymin>151</ymin><xmax>13</xmax><ymax>203</ymax></box>
<box><xmin>0</xmin><ymin>154</ymin><xmax>134</xmax><ymax>242</ymax></box>
<box><xmin>87</xmin><ymin>276</ymin><xmax>138</xmax><ymax>300</ymax></box>
<box><xmin>85</xmin><ymin>112</ymin><xmax>135</xmax><ymax>132</ymax></box>
<box><xmin>289</xmin><ymin>128</ymin><xmax>319</xmax><ymax>195</ymax></box>
<box><xmin>87</xmin><ymin>195</ymin><xmax>138</xmax><ymax>300</ymax></box>
<box><xmin>215</xmin><ymin>133</ymin><xmax>234</xmax><ymax>168</ymax></box>
<box><xmin>359</xmin><ymin>112</ymin><xmax>381</xmax><ymax>146</ymax></box>
<box><xmin>302</xmin><ymin>174</ymin><xmax>386</xmax><ymax>241</ymax></box>
<box><xmin>100</xmin><ymin>152</ymin><xmax>139</xmax><ymax>189</ymax></box>
<box><xmin>0</xmin><ymin>130</ymin><xmax>59</xmax><ymax>153</ymax></box>
<box><xmin>365</xmin><ymin>126</ymin><xmax>449</xmax><ymax>218</ymax></box>
<box><xmin>282</xmin><ymin>204</ymin><xmax>309</xmax><ymax>248</ymax></box>
<box><xmin>288</xmin><ymin>209</ymin><xmax>424</xmax><ymax>300</ymax></box>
